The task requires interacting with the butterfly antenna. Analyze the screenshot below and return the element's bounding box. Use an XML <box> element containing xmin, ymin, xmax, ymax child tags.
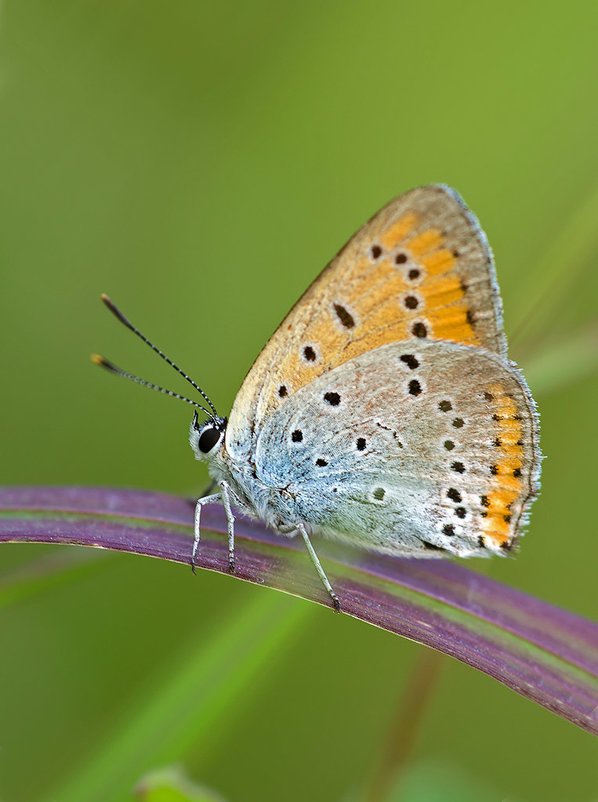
<box><xmin>91</xmin><ymin>354</ymin><xmax>214</xmax><ymax>417</ymax></box>
<box><xmin>99</xmin><ymin>294</ymin><xmax>219</xmax><ymax>419</ymax></box>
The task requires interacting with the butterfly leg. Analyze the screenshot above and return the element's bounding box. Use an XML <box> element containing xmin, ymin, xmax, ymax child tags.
<box><xmin>296</xmin><ymin>522</ymin><xmax>340</xmax><ymax>612</ymax></box>
<box><xmin>219</xmin><ymin>480</ymin><xmax>236</xmax><ymax>573</ymax></box>
<box><xmin>192</xmin><ymin>492</ymin><xmax>222</xmax><ymax>573</ymax></box>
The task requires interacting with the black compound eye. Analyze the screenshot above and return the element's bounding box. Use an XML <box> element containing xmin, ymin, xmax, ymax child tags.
<box><xmin>198</xmin><ymin>426</ymin><xmax>221</xmax><ymax>454</ymax></box>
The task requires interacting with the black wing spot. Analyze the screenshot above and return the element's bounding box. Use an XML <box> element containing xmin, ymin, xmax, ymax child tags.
<box><xmin>480</xmin><ymin>495</ymin><xmax>489</xmax><ymax>507</ymax></box>
<box><xmin>408</xmin><ymin>268</ymin><xmax>420</xmax><ymax>280</ymax></box>
<box><xmin>395</xmin><ymin>252</ymin><xmax>407</xmax><ymax>264</ymax></box>
<box><xmin>400</xmin><ymin>354</ymin><xmax>419</xmax><ymax>370</ymax></box>
<box><xmin>439</xmin><ymin>400</ymin><xmax>452</xmax><ymax>412</ymax></box>
<box><xmin>373</xmin><ymin>487</ymin><xmax>385</xmax><ymax>500</ymax></box>
<box><xmin>404</xmin><ymin>295</ymin><xmax>419</xmax><ymax>310</ymax></box>
<box><xmin>356</xmin><ymin>437</ymin><xmax>366</xmax><ymax>451</ymax></box>
<box><xmin>408</xmin><ymin>379</ymin><xmax>422</xmax><ymax>396</ymax></box>
<box><xmin>447</xmin><ymin>488</ymin><xmax>462</xmax><ymax>503</ymax></box>
<box><xmin>412</xmin><ymin>321</ymin><xmax>427</xmax><ymax>338</ymax></box>
<box><xmin>444</xmin><ymin>440</ymin><xmax>455</xmax><ymax>451</ymax></box>
<box><xmin>451</xmin><ymin>461</ymin><xmax>465</xmax><ymax>473</ymax></box>
<box><xmin>333</xmin><ymin>303</ymin><xmax>355</xmax><ymax>328</ymax></box>
<box><xmin>303</xmin><ymin>345</ymin><xmax>316</xmax><ymax>361</ymax></box>
<box><xmin>371</xmin><ymin>245</ymin><xmax>382</xmax><ymax>259</ymax></box>
<box><xmin>324</xmin><ymin>391</ymin><xmax>340</xmax><ymax>406</ymax></box>
<box><xmin>316</xmin><ymin>458</ymin><xmax>328</xmax><ymax>467</ymax></box>
<box><xmin>490</xmin><ymin>464</ymin><xmax>498</xmax><ymax>476</ymax></box>
<box><xmin>455</xmin><ymin>506</ymin><xmax>467</xmax><ymax>519</ymax></box>
<box><xmin>443</xmin><ymin>524</ymin><xmax>455</xmax><ymax>536</ymax></box>
<box><xmin>291</xmin><ymin>429</ymin><xmax>303</xmax><ymax>443</ymax></box>
<box><xmin>452</xmin><ymin>418</ymin><xmax>464</xmax><ymax>428</ymax></box>
<box><xmin>478</xmin><ymin>536</ymin><xmax>486</xmax><ymax>548</ymax></box>
<box><xmin>278</xmin><ymin>385</ymin><xmax>288</xmax><ymax>398</ymax></box>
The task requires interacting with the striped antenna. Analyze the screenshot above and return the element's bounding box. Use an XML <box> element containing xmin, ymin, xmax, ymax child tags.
<box><xmin>90</xmin><ymin>354</ymin><xmax>215</xmax><ymax>418</ymax></box>
<box><xmin>98</xmin><ymin>294</ymin><xmax>219</xmax><ymax>420</ymax></box>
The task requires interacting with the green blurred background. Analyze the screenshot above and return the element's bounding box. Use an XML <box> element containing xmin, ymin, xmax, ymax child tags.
<box><xmin>1</xmin><ymin>2</ymin><xmax>598</xmax><ymax>800</ymax></box>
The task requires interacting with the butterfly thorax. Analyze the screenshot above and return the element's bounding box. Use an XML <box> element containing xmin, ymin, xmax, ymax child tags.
<box><xmin>202</xmin><ymin>434</ymin><xmax>300</xmax><ymax>533</ymax></box>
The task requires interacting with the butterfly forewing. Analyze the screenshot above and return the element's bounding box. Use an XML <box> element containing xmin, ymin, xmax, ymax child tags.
<box><xmin>228</xmin><ymin>184</ymin><xmax>506</xmax><ymax>458</ymax></box>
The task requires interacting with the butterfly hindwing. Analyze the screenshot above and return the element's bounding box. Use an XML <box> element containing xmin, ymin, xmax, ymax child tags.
<box><xmin>255</xmin><ymin>340</ymin><xmax>540</xmax><ymax>555</ymax></box>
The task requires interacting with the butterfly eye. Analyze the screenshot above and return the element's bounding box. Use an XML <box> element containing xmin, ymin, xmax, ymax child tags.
<box><xmin>198</xmin><ymin>426</ymin><xmax>221</xmax><ymax>454</ymax></box>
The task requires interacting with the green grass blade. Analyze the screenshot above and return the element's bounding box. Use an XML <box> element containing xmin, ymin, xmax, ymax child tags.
<box><xmin>510</xmin><ymin>183</ymin><xmax>598</xmax><ymax>347</ymax></box>
<box><xmin>41</xmin><ymin>591</ymin><xmax>310</xmax><ymax>802</ymax></box>
<box><xmin>524</xmin><ymin>323</ymin><xmax>598</xmax><ymax>397</ymax></box>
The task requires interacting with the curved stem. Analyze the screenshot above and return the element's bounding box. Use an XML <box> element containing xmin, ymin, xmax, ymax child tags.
<box><xmin>2</xmin><ymin>485</ymin><xmax>598</xmax><ymax>737</ymax></box>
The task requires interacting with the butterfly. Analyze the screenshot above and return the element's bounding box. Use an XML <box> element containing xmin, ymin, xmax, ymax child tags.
<box><xmin>94</xmin><ymin>184</ymin><xmax>541</xmax><ymax>611</ymax></box>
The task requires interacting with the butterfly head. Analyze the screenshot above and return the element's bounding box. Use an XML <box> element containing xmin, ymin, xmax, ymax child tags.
<box><xmin>189</xmin><ymin>411</ymin><xmax>227</xmax><ymax>462</ymax></box>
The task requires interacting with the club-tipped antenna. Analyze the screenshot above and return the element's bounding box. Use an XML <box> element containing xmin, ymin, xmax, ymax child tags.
<box><xmin>91</xmin><ymin>354</ymin><xmax>214</xmax><ymax>417</ymax></box>
<box><xmin>100</xmin><ymin>294</ymin><xmax>219</xmax><ymax>419</ymax></box>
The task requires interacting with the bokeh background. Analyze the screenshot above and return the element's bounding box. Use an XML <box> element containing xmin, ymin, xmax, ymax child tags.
<box><xmin>2</xmin><ymin>2</ymin><xmax>598</xmax><ymax>800</ymax></box>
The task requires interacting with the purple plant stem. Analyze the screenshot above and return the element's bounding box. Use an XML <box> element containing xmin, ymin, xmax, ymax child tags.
<box><xmin>1</xmin><ymin>485</ymin><xmax>597</xmax><ymax>736</ymax></box>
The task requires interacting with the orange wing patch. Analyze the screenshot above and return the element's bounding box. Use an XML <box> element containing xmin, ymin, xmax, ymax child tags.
<box><xmin>479</xmin><ymin>384</ymin><xmax>526</xmax><ymax>548</ymax></box>
<box><xmin>379</xmin><ymin>211</ymin><xmax>418</xmax><ymax>248</ymax></box>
